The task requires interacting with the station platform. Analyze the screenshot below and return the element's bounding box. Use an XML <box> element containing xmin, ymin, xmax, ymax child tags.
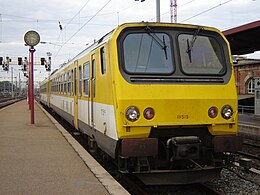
<box><xmin>0</xmin><ymin>100</ymin><xmax>129</xmax><ymax>194</ymax></box>
<box><xmin>238</xmin><ymin>113</ymin><xmax>260</xmax><ymax>141</ymax></box>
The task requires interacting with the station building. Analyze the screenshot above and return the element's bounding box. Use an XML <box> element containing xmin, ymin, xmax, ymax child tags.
<box><xmin>233</xmin><ymin>57</ymin><xmax>260</xmax><ymax>96</ymax></box>
<box><xmin>223</xmin><ymin>20</ymin><xmax>260</xmax><ymax>113</ymax></box>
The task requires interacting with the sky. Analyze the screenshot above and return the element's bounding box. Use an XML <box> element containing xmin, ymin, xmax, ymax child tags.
<box><xmin>0</xmin><ymin>0</ymin><xmax>259</xmax><ymax>84</ymax></box>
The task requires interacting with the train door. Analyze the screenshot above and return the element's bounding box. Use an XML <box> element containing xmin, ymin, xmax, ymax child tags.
<box><xmin>73</xmin><ymin>60</ymin><xmax>79</xmax><ymax>129</ymax></box>
<box><xmin>90</xmin><ymin>54</ymin><xmax>96</xmax><ymax>129</ymax></box>
<box><xmin>255</xmin><ymin>77</ymin><xmax>260</xmax><ymax>116</ymax></box>
<box><xmin>47</xmin><ymin>79</ymin><xmax>51</xmax><ymax>107</ymax></box>
<box><xmin>82</xmin><ymin>62</ymin><xmax>90</xmax><ymax>127</ymax></box>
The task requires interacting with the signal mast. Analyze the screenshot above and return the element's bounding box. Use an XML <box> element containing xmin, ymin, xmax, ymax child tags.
<box><xmin>170</xmin><ymin>0</ymin><xmax>177</xmax><ymax>23</ymax></box>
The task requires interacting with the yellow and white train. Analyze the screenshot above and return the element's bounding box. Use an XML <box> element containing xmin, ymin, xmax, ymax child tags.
<box><xmin>40</xmin><ymin>22</ymin><xmax>242</xmax><ymax>184</ymax></box>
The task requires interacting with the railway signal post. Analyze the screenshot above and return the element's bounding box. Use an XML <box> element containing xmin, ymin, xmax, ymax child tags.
<box><xmin>24</xmin><ymin>30</ymin><xmax>40</xmax><ymax>124</ymax></box>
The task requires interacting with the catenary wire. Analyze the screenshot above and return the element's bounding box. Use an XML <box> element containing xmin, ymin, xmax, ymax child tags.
<box><xmin>181</xmin><ymin>0</ymin><xmax>233</xmax><ymax>22</ymax></box>
<box><xmin>53</xmin><ymin>0</ymin><xmax>112</xmax><ymax>61</ymax></box>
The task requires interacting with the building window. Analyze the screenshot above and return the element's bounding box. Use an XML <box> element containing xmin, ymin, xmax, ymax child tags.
<box><xmin>247</xmin><ymin>78</ymin><xmax>255</xmax><ymax>94</ymax></box>
<box><xmin>256</xmin><ymin>91</ymin><xmax>260</xmax><ymax>99</ymax></box>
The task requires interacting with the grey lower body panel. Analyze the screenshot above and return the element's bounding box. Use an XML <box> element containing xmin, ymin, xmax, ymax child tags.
<box><xmin>49</xmin><ymin>103</ymin><xmax>117</xmax><ymax>158</ymax></box>
<box><xmin>50</xmin><ymin>103</ymin><xmax>74</xmax><ymax>125</ymax></box>
<box><xmin>40</xmin><ymin>99</ymin><xmax>47</xmax><ymax>105</ymax></box>
<box><xmin>78</xmin><ymin>120</ymin><xmax>117</xmax><ymax>158</ymax></box>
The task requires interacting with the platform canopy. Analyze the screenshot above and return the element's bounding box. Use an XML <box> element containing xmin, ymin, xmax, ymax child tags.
<box><xmin>223</xmin><ymin>20</ymin><xmax>260</xmax><ymax>55</ymax></box>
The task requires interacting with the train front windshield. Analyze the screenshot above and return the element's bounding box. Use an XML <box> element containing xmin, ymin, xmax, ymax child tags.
<box><xmin>118</xmin><ymin>26</ymin><xmax>231</xmax><ymax>83</ymax></box>
<box><xmin>123</xmin><ymin>33</ymin><xmax>174</xmax><ymax>74</ymax></box>
<box><xmin>178</xmin><ymin>34</ymin><xmax>225</xmax><ymax>75</ymax></box>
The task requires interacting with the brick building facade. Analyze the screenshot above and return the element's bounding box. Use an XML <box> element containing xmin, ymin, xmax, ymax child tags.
<box><xmin>233</xmin><ymin>58</ymin><xmax>260</xmax><ymax>95</ymax></box>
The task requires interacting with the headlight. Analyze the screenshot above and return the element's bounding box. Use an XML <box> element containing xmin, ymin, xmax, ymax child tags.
<box><xmin>208</xmin><ymin>106</ymin><xmax>218</xmax><ymax>118</ymax></box>
<box><xmin>143</xmin><ymin>107</ymin><xmax>155</xmax><ymax>120</ymax></box>
<box><xmin>221</xmin><ymin>105</ymin><xmax>233</xmax><ymax>120</ymax></box>
<box><xmin>126</xmin><ymin>106</ymin><xmax>140</xmax><ymax>122</ymax></box>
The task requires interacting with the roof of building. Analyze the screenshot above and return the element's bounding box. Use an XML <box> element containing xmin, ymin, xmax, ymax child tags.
<box><xmin>223</xmin><ymin>20</ymin><xmax>260</xmax><ymax>55</ymax></box>
<box><xmin>233</xmin><ymin>58</ymin><xmax>260</xmax><ymax>66</ymax></box>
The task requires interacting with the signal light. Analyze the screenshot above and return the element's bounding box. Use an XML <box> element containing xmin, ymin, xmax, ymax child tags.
<box><xmin>40</xmin><ymin>56</ymin><xmax>51</xmax><ymax>71</ymax></box>
<box><xmin>7</xmin><ymin>57</ymin><xmax>11</xmax><ymax>62</ymax></box>
<box><xmin>46</xmin><ymin>64</ymin><xmax>51</xmax><ymax>71</ymax></box>
<box><xmin>18</xmin><ymin>57</ymin><xmax>22</xmax><ymax>65</ymax></box>
<box><xmin>41</xmin><ymin>57</ymin><xmax>45</xmax><ymax>65</ymax></box>
<box><xmin>3</xmin><ymin>64</ymin><xmax>9</xmax><ymax>71</ymax></box>
<box><xmin>2</xmin><ymin>57</ymin><xmax>10</xmax><ymax>71</ymax></box>
<box><xmin>46</xmin><ymin>56</ymin><xmax>51</xmax><ymax>71</ymax></box>
<box><xmin>23</xmin><ymin>57</ymin><xmax>28</xmax><ymax>72</ymax></box>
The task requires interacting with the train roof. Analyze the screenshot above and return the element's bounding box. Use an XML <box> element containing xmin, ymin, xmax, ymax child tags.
<box><xmin>46</xmin><ymin>22</ymin><xmax>222</xmax><ymax>80</ymax></box>
<box><xmin>50</xmin><ymin>29</ymin><xmax>114</xmax><ymax>78</ymax></box>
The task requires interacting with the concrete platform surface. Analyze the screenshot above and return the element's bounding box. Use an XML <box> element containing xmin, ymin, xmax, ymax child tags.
<box><xmin>0</xmin><ymin>100</ymin><xmax>129</xmax><ymax>194</ymax></box>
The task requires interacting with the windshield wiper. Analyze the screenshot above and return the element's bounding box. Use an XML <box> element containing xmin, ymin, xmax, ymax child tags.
<box><xmin>145</xmin><ymin>26</ymin><xmax>168</xmax><ymax>60</ymax></box>
<box><xmin>186</xmin><ymin>27</ymin><xmax>203</xmax><ymax>63</ymax></box>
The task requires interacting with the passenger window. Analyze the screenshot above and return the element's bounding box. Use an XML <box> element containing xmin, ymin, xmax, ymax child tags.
<box><xmin>74</xmin><ymin>68</ymin><xmax>77</xmax><ymax>95</ymax></box>
<box><xmin>64</xmin><ymin>73</ymin><xmax>67</xmax><ymax>94</ymax></box>
<box><xmin>79</xmin><ymin>66</ymin><xmax>82</xmax><ymax>96</ymax></box>
<box><xmin>83</xmin><ymin>61</ymin><xmax>90</xmax><ymax>97</ymax></box>
<box><xmin>71</xmin><ymin>69</ymin><xmax>74</xmax><ymax>95</ymax></box>
<box><xmin>68</xmin><ymin>71</ymin><xmax>71</xmax><ymax>94</ymax></box>
<box><xmin>61</xmin><ymin>75</ymin><xmax>64</xmax><ymax>93</ymax></box>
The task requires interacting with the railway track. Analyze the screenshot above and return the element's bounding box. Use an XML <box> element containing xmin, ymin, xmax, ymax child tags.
<box><xmin>43</xmin><ymin>104</ymin><xmax>225</xmax><ymax>195</ymax></box>
<box><xmin>199</xmin><ymin>183</ymin><xmax>224</xmax><ymax>195</ymax></box>
<box><xmin>130</xmin><ymin>182</ymin><xmax>223</xmax><ymax>195</ymax></box>
<box><xmin>238</xmin><ymin>139</ymin><xmax>260</xmax><ymax>163</ymax></box>
<box><xmin>41</xmin><ymin>103</ymin><xmax>260</xmax><ymax>194</ymax></box>
<box><xmin>243</xmin><ymin>142</ymin><xmax>260</xmax><ymax>148</ymax></box>
<box><xmin>236</xmin><ymin>151</ymin><xmax>260</xmax><ymax>160</ymax></box>
<box><xmin>119</xmin><ymin>174</ymin><xmax>223</xmax><ymax>195</ymax></box>
<box><xmin>231</xmin><ymin>137</ymin><xmax>260</xmax><ymax>183</ymax></box>
<box><xmin>0</xmin><ymin>97</ymin><xmax>14</xmax><ymax>103</ymax></box>
<box><xmin>0</xmin><ymin>97</ymin><xmax>26</xmax><ymax>109</ymax></box>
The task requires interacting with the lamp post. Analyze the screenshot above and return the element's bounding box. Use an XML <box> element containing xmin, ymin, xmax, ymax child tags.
<box><xmin>24</xmin><ymin>30</ymin><xmax>40</xmax><ymax>124</ymax></box>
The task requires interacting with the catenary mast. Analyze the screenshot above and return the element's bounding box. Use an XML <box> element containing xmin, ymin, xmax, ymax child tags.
<box><xmin>170</xmin><ymin>0</ymin><xmax>177</xmax><ymax>23</ymax></box>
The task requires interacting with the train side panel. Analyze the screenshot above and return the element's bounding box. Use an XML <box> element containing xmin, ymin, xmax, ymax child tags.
<box><xmin>76</xmin><ymin>43</ymin><xmax>119</xmax><ymax>157</ymax></box>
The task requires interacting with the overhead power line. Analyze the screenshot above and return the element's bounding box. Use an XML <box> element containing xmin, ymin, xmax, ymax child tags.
<box><xmin>53</xmin><ymin>0</ymin><xmax>112</xmax><ymax>61</ymax></box>
<box><xmin>62</xmin><ymin>0</ymin><xmax>111</xmax><ymax>44</ymax></box>
<box><xmin>181</xmin><ymin>0</ymin><xmax>233</xmax><ymax>22</ymax></box>
<box><xmin>54</xmin><ymin>0</ymin><xmax>91</xmax><ymax>50</ymax></box>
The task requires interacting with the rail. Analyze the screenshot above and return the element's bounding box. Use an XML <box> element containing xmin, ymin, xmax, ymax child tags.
<box><xmin>0</xmin><ymin>97</ymin><xmax>26</xmax><ymax>109</ymax></box>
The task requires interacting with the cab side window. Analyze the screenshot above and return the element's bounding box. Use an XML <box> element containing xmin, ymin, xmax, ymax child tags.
<box><xmin>100</xmin><ymin>47</ymin><xmax>106</xmax><ymax>75</ymax></box>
